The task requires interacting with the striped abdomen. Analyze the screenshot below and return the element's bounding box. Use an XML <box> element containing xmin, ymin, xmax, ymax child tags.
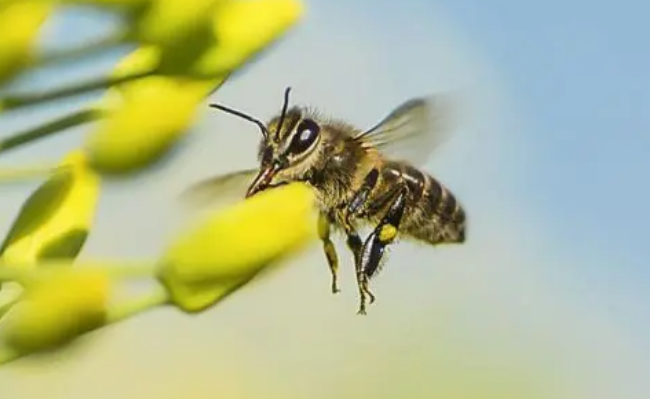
<box><xmin>369</xmin><ymin>161</ymin><xmax>466</xmax><ymax>245</ymax></box>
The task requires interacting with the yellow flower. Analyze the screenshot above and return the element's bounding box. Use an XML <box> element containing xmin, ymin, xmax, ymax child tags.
<box><xmin>85</xmin><ymin>74</ymin><xmax>205</xmax><ymax>176</ymax></box>
<box><xmin>105</xmin><ymin>45</ymin><xmax>161</xmax><ymax>96</ymax></box>
<box><xmin>158</xmin><ymin>183</ymin><xmax>317</xmax><ymax>313</ymax></box>
<box><xmin>85</xmin><ymin>0</ymin><xmax>304</xmax><ymax>176</ymax></box>
<box><xmin>57</xmin><ymin>0</ymin><xmax>149</xmax><ymax>10</ymax></box>
<box><xmin>192</xmin><ymin>0</ymin><xmax>304</xmax><ymax>77</ymax></box>
<box><xmin>0</xmin><ymin>268</ymin><xmax>110</xmax><ymax>354</ymax></box>
<box><xmin>0</xmin><ymin>150</ymin><xmax>100</xmax><ymax>265</ymax></box>
<box><xmin>0</xmin><ymin>150</ymin><xmax>101</xmax><ymax>310</ymax></box>
<box><xmin>0</xmin><ymin>0</ymin><xmax>55</xmax><ymax>84</ymax></box>
<box><xmin>132</xmin><ymin>0</ymin><xmax>224</xmax><ymax>48</ymax></box>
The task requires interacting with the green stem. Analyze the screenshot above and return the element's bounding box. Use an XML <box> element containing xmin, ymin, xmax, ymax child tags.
<box><xmin>0</xmin><ymin>269</ymin><xmax>27</xmax><ymax>285</ymax></box>
<box><xmin>0</xmin><ymin>163</ymin><xmax>59</xmax><ymax>183</ymax></box>
<box><xmin>0</xmin><ymin>260</ymin><xmax>157</xmax><ymax>284</ymax></box>
<box><xmin>0</xmin><ymin>70</ymin><xmax>152</xmax><ymax>112</ymax></box>
<box><xmin>100</xmin><ymin>261</ymin><xmax>158</xmax><ymax>279</ymax></box>
<box><xmin>106</xmin><ymin>284</ymin><xmax>170</xmax><ymax>324</ymax></box>
<box><xmin>35</xmin><ymin>31</ymin><xmax>129</xmax><ymax>68</ymax></box>
<box><xmin>0</xmin><ymin>346</ymin><xmax>20</xmax><ymax>366</ymax></box>
<box><xmin>0</xmin><ymin>294</ymin><xmax>20</xmax><ymax>320</ymax></box>
<box><xmin>0</xmin><ymin>108</ymin><xmax>101</xmax><ymax>154</ymax></box>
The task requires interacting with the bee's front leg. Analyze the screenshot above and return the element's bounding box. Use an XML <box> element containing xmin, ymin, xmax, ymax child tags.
<box><xmin>317</xmin><ymin>212</ymin><xmax>341</xmax><ymax>294</ymax></box>
<box><xmin>356</xmin><ymin>186</ymin><xmax>408</xmax><ymax>315</ymax></box>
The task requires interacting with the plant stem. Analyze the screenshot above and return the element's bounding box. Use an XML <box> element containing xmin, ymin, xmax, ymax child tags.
<box><xmin>104</xmin><ymin>263</ymin><xmax>158</xmax><ymax>279</ymax></box>
<box><xmin>0</xmin><ymin>269</ymin><xmax>27</xmax><ymax>284</ymax></box>
<box><xmin>106</xmin><ymin>285</ymin><xmax>170</xmax><ymax>324</ymax></box>
<box><xmin>0</xmin><ymin>290</ymin><xmax>20</xmax><ymax>316</ymax></box>
<box><xmin>35</xmin><ymin>31</ymin><xmax>129</xmax><ymax>68</ymax></box>
<box><xmin>0</xmin><ymin>70</ymin><xmax>152</xmax><ymax>112</ymax></box>
<box><xmin>0</xmin><ymin>260</ymin><xmax>157</xmax><ymax>285</ymax></box>
<box><xmin>0</xmin><ymin>108</ymin><xmax>101</xmax><ymax>154</ymax></box>
<box><xmin>0</xmin><ymin>346</ymin><xmax>20</xmax><ymax>366</ymax></box>
<box><xmin>0</xmin><ymin>163</ymin><xmax>59</xmax><ymax>183</ymax></box>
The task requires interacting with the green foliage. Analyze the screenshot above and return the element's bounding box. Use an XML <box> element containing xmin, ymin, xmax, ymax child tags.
<box><xmin>0</xmin><ymin>0</ymin><xmax>307</xmax><ymax>366</ymax></box>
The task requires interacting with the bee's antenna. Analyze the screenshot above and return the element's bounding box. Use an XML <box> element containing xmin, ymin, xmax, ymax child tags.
<box><xmin>209</xmin><ymin>103</ymin><xmax>270</xmax><ymax>139</ymax></box>
<box><xmin>276</xmin><ymin>86</ymin><xmax>292</xmax><ymax>138</ymax></box>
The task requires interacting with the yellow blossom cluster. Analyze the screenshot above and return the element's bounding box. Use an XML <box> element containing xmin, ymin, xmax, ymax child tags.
<box><xmin>0</xmin><ymin>0</ymin><xmax>316</xmax><ymax>366</ymax></box>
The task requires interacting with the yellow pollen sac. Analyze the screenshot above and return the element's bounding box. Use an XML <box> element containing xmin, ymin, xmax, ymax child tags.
<box><xmin>379</xmin><ymin>224</ymin><xmax>398</xmax><ymax>242</ymax></box>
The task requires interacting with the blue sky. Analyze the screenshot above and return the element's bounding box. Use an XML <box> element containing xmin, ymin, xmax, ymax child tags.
<box><xmin>436</xmin><ymin>0</ymin><xmax>649</xmax><ymax>265</ymax></box>
<box><xmin>431</xmin><ymin>0</ymin><xmax>650</xmax><ymax>327</ymax></box>
<box><xmin>0</xmin><ymin>1</ymin><xmax>648</xmax><ymax>398</ymax></box>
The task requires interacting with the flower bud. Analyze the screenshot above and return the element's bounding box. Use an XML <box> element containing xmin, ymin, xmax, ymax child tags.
<box><xmin>158</xmin><ymin>183</ymin><xmax>317</xmax><ymax>313</ymax></box>
<box><xmin>0</xmin><ymin>150</ymin><xmax>100</xmax><ymax>266</ymax></box>
<box><xmin>0</xmin><ymin>0</ymin><xmax>55</xmax><ymax>84</ymax></box>
<box><xmin>0</xmin><ymin>269</ymin><xmax>110</xmax><ymax>354</ymax></box>
<box><xmin>85</xmin><ymin>74</ymin><xmax>204</xmax><ymax>175</ymax></box>
<box><xmin>82</xmin><ymin>0</ymin><xmax>303</xmax><ymax>176</ymax></box>
<box><xmin>191</xmin><ymin>0</ymin><xmax>304</xmax><ymax>77</ymax></box>
<box><xmin>133</xmin><ymin>0</ymin><xmax>224</xmax><ymax>48</ymax></box>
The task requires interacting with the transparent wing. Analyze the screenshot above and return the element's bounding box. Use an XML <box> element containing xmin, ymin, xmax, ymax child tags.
<box><xmin>179</xmin><ymin>168</ymin><xmax>258</xmax><ymax>208</ymax></box>
<box><xmin>353</xmin><ymin>94</ymin><xmax>458</xmax><ymax>166</ymax></box>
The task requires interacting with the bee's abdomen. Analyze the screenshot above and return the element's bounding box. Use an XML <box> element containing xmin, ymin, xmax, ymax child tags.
<box><xmin>420</xmin><ymin>174</ymin><xmax>466</xmax><ymax>243</ymax></box>
<box><xmin>379</xmin><ymin>162</ymin><xmax>466</xmax><ymax>245</ymax></box>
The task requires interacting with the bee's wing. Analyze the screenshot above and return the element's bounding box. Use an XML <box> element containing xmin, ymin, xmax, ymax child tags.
<box><xmin>353</xmin><ymin>95</ymin><xmax>457</xmax><ymax>166</ymax></box>
<box><xmin>179</xmin><ymin>168</ymin><xmax>258</xmax><ymax>208</ymax></box>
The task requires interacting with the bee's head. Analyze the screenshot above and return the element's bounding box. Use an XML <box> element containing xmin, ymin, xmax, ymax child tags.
<box><xmin>209</xmin><ymin>87</ymin><xmax>325</xmax><ymax>198</ymax></box>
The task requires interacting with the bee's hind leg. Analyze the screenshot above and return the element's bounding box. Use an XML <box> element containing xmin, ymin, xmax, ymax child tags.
<box><xmin>341</xmin><ymin>168</ymin><xmax>382</xmax><ymax>315</ymax></box>
<box><xmin>356</xmin><ymin>186</ymin><xmax>408</xmax><ymax>315</ymax></box>
<box><xmin>344</xmin><ymin>229</ymin><xmax>375</xmax><ymax>315</ymax></box>
<box><xmin>318</xmin><ymin>212</ymin><xmax>341</xmax><ymax>294</ymax></box>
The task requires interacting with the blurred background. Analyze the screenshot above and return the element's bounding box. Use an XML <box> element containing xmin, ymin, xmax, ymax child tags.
<box><xmin>0</xmin><ymin>0</ymin><xmax>648</xmax><ymax>398</ymax></box>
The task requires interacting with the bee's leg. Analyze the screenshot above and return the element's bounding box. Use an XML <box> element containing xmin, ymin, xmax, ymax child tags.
<box><xmin>348</xmin><ymin>185</ymin><xmax>403</xmax><ymax>314</ymax></box>
<box><xmin>345</xmin><ymin>168</ymin><xmax>380</xmax><ymax>224</ymax></box>
<box><xmin>340</xmin><ymin>168</ymin><xmax>381</xmax><ymax>315</ymax></box>
<box><xmin>318</xmin><ymin>212</ymin><xmax>341</xmax><ymax>294</ymax></box>
<box><xmin>362</xmin><ymin>184</ymin><xmax>402</xmax><ymax>217</ymax></box>
<box><xmin>344</xmin><ymin>229</ymin><xmax>375</xmax><ymax>314</ymax></box>
<box><xmin>357</xmin><ymin>186</ymin><xmax>408</xmax><ymax>314</ymax></box>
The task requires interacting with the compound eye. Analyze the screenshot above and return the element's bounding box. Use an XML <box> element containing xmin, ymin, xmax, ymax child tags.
<box><xmin>288</xmin><ymin>119</ymin><xmax>320</xmax><ymax>154</ymax></box>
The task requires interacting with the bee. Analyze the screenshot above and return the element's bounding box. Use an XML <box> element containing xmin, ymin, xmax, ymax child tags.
<box><xmin>183</xmin><ymin>87</ymin><xmax>467</xmax><ymax>315</ymax></box>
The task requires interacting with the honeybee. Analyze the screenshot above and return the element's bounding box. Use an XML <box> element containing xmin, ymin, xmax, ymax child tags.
<box><xmin>183</xmin><ymin>87</ymin><xmax>467</xmax><ymax>315</ymax></box>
